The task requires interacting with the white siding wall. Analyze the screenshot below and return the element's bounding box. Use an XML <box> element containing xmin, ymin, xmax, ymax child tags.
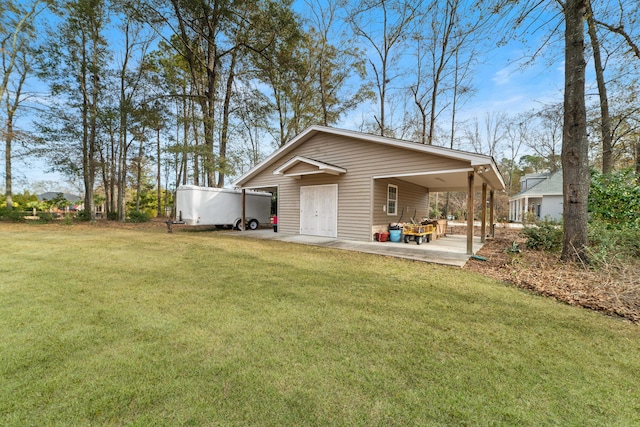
<box><xmin>541</xmin><ymin>195</ymin><xmax>563</xmax><ymax>222</ymax></box>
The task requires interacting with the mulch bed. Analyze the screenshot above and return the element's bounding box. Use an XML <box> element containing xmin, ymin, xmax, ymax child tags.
<box><xmin>463</xmin><ymin>226</ymin><xmax>640</xmax><ymax>323</ymax></box>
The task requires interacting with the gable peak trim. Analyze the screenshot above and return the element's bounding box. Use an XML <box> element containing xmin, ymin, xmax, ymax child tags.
<box><xmin>273</xmin><ymin>155</ymin><xmax>347</xmax><ymax>178</ymax></box>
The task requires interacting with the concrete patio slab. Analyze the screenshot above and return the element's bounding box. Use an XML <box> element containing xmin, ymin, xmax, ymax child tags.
<box><xmin>229</xmin><ymin>229</ymin><xmax>485</xmax><ymax>267</ymax></box>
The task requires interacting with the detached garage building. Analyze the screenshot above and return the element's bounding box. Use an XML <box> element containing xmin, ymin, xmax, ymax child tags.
<box><xmin>233</xmin><ymin>126</ymin><xmax>505</xmax><ymax>254</ymax></box>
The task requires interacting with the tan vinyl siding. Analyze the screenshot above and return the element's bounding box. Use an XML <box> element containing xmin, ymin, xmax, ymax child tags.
<box><xmin>373</xmin><ymin>178</ymin><xmax>430</xmax><ymax>228</ymax></box>
<box><xmin>282</xmin><ymin>162</ymin><xmax>320</xmax><ymax>175</ymax></box>
<box><xmin>278</xmin><ymin>180</ymin><xmax>300</xmax><ymax>235</ymax></box>
<box><xmin>290</xmin><ymin>173</ymin><xmax>368</xmax><ymax>240</ymax></box>
<box><xmin>296</xmin><ymin>134</ymin><xmax>470</xmax><ymax>176</ymax></box>
<box><xmin>241</xmin><ymin>134</ymin><xmax>469</xmax><ymax>241</ymax></box>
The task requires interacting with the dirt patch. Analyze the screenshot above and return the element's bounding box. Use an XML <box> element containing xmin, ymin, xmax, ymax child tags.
<box><xmin>464</xmin><ymin>226</ymin><xmax>640</xmax><ymax>323</ymax></box>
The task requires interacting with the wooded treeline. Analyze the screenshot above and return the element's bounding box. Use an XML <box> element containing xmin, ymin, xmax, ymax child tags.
<box><xmin>2</xmin><ymin>0</ymin><xmax>639</xmax><ymax>235</ymax></box>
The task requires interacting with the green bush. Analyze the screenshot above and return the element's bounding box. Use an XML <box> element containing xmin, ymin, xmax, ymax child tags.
<box><xmin>588</xmin><ymin>223</ymin><xmax>640</xmax><ymax>261</ymax></box>
<box><xmin>74</xmin><ymin>210</ymin><xmax>92</xmax><ymax>222</ymax></box>
<box><xmin>35</xmin><ymin>212</ymin><xmax>57</xmax><ymax>222</ymax></box>
<box><xmin>521</xmin><ymin>220</ymin><xmax>563</xmax><ymax>251</ymax></box>
<box><xmin>589</xmin><ymin>169</ymin><xmax>640</xmax><ymax>231</ymax></box>
<box><xmin>0</xmin><ymin>207</ymin><xmax>27</xmax><ymax>222</ymax></box>
<box><xmin>127</xmin><ymin>210</ymin><xmax>150</xmax><ymax>223</ymax></box>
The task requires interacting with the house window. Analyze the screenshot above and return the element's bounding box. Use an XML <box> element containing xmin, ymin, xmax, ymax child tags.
<box><xmin>387</xmin><ymin>184</ymin><xmax>398</xmax><ymax>215</ymax></box>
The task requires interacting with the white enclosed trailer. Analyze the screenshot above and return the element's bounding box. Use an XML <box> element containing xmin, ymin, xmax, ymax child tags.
<box><xmin>176</xmin><ymin>185</ymin><xmax>272</xmax><ymax>229</ymax></box>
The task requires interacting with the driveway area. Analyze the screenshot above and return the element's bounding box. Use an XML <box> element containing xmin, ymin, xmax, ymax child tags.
<box><xmin>231</xmin><ymin>229</ymin><xmax>485</xmax><ymax>267</ymax></box>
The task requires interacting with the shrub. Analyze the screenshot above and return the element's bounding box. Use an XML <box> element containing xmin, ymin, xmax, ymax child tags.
<box><xmin>74</xmin><ymin>211</ymin><xmax>92</xmax><ymax>222</ymax></box>
<box><xmin>588</xmin><ymin>223</ymin><xmax>640</xmax><ymax>261</ymax></box>
<box><xmin>0</xmin><ymin>207</ymin><xmax>27</xmax><ymax>222</ymax></box>
<box><xmin>521</xmin><ymin>219</ymin><xmax>563</xmax><ymax>251</ymax></box>
<box><xmin>127</xmin><ymin>210</ymin><xmax>150</xmax><ymax>223</ymax></box>
<box><xmin>589</xmin><ymin>169</ymin><xmax>640</xmax><ymax>231</ymax></box>
<box><xmin>35</xmin><ymin>212</ymin><xmax>57</xmax><ymax>222</ymax></box>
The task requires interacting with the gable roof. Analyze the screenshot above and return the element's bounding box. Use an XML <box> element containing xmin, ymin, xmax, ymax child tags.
<box><xmin>233</xmin><ymin>125</ymin><xmax>505</xmax><ymax>191</ymax></box>
<box><xmin>273</xmin><ymin>155</ymin><xmax>347</xmax><ymax>178</ymax></box>
<box><xmin>510</xmin><ymin>170</ymin><xmax>563</xmax><ymax>199</ymax></box>
<box><xmin>37</xmin><ymin>192</ymin><xmax>82</xmax><ymax>203</ymax></box>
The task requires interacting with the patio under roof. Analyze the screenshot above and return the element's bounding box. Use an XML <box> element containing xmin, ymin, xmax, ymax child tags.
<box><xmin>233</xmin><ymin>126</ymin><xmax>506</xmax><ymax>255</ymax></box>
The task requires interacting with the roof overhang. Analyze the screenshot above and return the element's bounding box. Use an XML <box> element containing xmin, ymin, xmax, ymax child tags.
<box><xmin>509</xmin><ymin>192</ymin><xmax>563</xmax><ymax>201</ymax></box>
<box><xmin>273</xmin><ymin>156</ymin><xmax>347</xmax><ymax>179</ymax></box>
<box><xmin>374</xmin><ymin>168</ymin><xmax>484</xmax><ymax>192</ymax></box>
<box><xmin>233</xmin><ymin>125</ymin><xmax>506</xmax><ymax>192</ymax></box>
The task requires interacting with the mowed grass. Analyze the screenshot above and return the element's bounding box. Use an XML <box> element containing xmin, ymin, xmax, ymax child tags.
<box><xmin>1</xmin><ymin>223</ymin><xmax>639</xmax><ymax>426</ymax></box>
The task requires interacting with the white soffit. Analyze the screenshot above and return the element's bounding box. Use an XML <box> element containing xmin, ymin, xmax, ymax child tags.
<box><xmin>273</xmin><ymin>156</ymin><xmax>347</xmax><ymax>179</ymax></box>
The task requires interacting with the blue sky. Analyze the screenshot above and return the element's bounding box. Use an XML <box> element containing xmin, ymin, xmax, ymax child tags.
<box><xmin>465</xmin><ymin>51</ymin><xmax>564</xmax><ymax>117</ymax></box>
<box><xmin>4</xmin><ymin>0</ymin><xmax>570</xmax><ymax>193</ymax></box>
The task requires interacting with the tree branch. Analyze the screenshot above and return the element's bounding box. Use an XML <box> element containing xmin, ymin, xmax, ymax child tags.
<box><xmin>594</xmin><ymin>19</ymin><xmax>640</xmax><ymax>60</ymax></box>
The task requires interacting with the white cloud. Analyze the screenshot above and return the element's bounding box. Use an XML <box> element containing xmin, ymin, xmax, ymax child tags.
<box><xmin>492</xmin><ymin>66</ymin><xmax>516</xmax><ymax>86</ymax></box>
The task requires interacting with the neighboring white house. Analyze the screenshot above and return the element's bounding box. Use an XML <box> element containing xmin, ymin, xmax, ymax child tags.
<box><xmin>509</xmin><ymin>170</ymin><xmax>563</xmax><ymax>222</ymax></box>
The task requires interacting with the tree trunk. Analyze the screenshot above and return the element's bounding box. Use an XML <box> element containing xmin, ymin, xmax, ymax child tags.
<box><xmin>635</xmin><ymin>138</ymin><xmax>640</xmax><ymax>183</ymax></box>
<box><xmin>561</xmin><ymin>0</ymin><xmax>590</xmax><ymax>263</ymax></box>
<box><xmin>586</xmin><ymin>0</ymin><xmax>612</xmax><ymax>174</ymax></box>
<box><xmin>117</xmin><ymin>38</ymin><xmax>129</xmax><ymax>222</ymax></box>
<box><xmin>218</xmin><ymin>49</ymin><xmax>237</xmax><ymax>188</ymax></box>
<box><xmin>117</xmin><ymin>106</ymin><xmax>128</xmax><ymax>222</ymax></box>
<box><xmin>180</xmin><ymin>93</ymin><xmax>188</xmax><ymax>186</ymax></box>
<box><xmin>4</xmin><ymin>116</ymin><xmax>13</xmax><ymax>210</ymax></box>
<box><xmin>109</xmin><ymin>131</ymin><xmax>116</xmax><ymax>216</ymax></box>
<box><xmin>428</xmin><ymin>6</ymin><xmax>454</xmax><ymax>146</ymax></box>
<box><xmin>87</xmin><ymin>88</ymin><xmax>97</xmax><ymax>223</ymax></box>
<box><xmin>450</xmin><ymin>48</ymin><xmax>459</xmax><ymax>150</ymax></box>
<box><xmin>98</xmin><ymin>142</ymin><xmax>109</xmax><ymax>217</ymax></box>
<box><xmin>156</xmin><ymin>128</ymin><xmax>162</xmax><ymax>217</ymax></box>
<box><xmin>117</xmin><ymin>137</ymin><xmax>128</xmax><ymax>221</ymax></box>
<box><xmin>380</xmin><ymin>59</ymin><xmax>386</xmax><ymax>136</ymax></box>
<box><xmin>200</xmin><ymin>90</ymin><xmax>216</xmax><ymax>188</ymax></box>
<box><xmin>136</xmin><ymin>139</ymin><xmax>143</xmax><ymax>212</ymax></box>
<box><xmin>191</xmin><ymin>101</ymin><xmax>200</xmax><ymax>186</ymax></box>
<box><xmin>80</xmin><ymin>32</ymin><xmax>92</xmax><ymax>222</ymax></box>
<box><xmin>3</xmin><ymin>49</ymin><xmax>28</xmax><ymax>211</ymax></box>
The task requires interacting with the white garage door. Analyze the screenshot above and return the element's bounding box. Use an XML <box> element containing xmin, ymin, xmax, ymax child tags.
<box><xmin>300</xmin><ymin>184</ymin><xmax>338</xmax><ymax>238</ymax></box>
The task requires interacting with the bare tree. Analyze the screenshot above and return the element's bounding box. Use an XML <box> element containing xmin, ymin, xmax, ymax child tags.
<box><xmin>3</xmin><ymin>49</ymin><xmax>29</xmax><ymax>210</ymax></box>
<box><xmin>410</xmin><ymin>0</ymin><xmax>481</xmax><ymax>145</ymax></box>
<box><xmin>114</xmin><ymin>16</ymin><xmax>156</xmax><ymax>221</ymax></box>
<box><xmin>586</xmin><ymin>0</ymin><xmax>613</xmax><ymax>173</ymax></box>
<box><xmin>1</xmin><ymin>0</ymin><xmax>46</xmax><ymax>209</ymax></box>
<box><xmin>303</xmin><ymin>0</ymin><xmax>372</xmax><ymax>127</ymax></box>
<box><xmin>347</xmin><ymin>0</ymin><xmax>421</xmax><ymax>136</ymax></box>
<box><xmin>598</xmin><ymin>87</ymin><xmax>640</xmax><ymax>170</ymax></box>
<box><xmin>464</xmin><ymin>112</ymin><xmax>506</xmax><ymax>157</ymax></box>
<box><xmin>592</xmin><ymin>0</ymin><xmax>640</xmax><ymax>60</ymax></box>
<box><xmin>502</xmin><ymin>115</ymin><xmax>529</xmax><ymax>193</ymax></box>
<box><xmin>527</xmin><ymin>103</ymin><xmax>563</xmax><ymax>172</ymax></box>
<box><xmin>164</xmin><ymin>0</ymin><xmax>235</xmax><ymax>187</ymax></box>
<box><xmin>41</xmin><ymin>0</ymin><xmax>109</xmax><ymax>222</ymax></box>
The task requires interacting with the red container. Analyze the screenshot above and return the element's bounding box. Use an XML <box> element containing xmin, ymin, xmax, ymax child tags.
<box><xmin>378</xmin><ymin>232</ymin><xmax>390</xmax><ymax>242</ymax></box>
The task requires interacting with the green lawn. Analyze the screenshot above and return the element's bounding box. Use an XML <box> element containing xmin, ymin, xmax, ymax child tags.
<box><xmin>1</xmin><ymin>223</ymin><xmax>639</xmax><ymax>426</ymax></box>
